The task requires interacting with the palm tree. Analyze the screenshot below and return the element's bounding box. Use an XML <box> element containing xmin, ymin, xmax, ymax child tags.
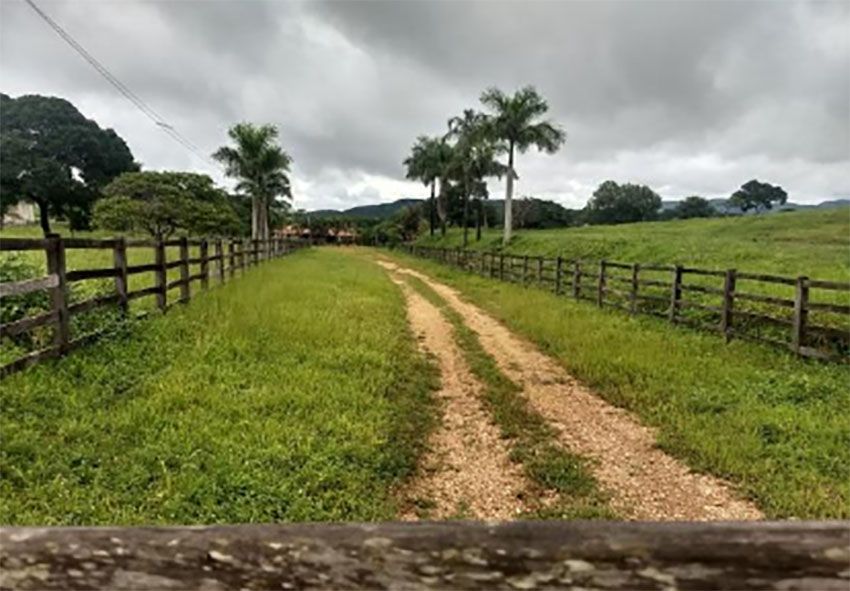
<box><xmin>446</xmin><ymin>110</ymin><xmax>505</xmax><ymax>247</ymax></box>
<box><xmin>213</xmin><ymin>123</ymin><xmax>292</xmax><ymax>240</ymax></box>
<box><xmin>403</xmin><ymin>136</ymin><xmax>452</xmax><ymax>236</ymax></box>
<box><xmin>480</xmin><ymin>86</ymin><xmax>565</xmax><ymax>244</ymax></box>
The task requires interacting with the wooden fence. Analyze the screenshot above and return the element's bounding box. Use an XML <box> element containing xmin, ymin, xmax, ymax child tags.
<box><xmin>404</xmin><ymin>245</ymin><xmax>850</xmax><ymax>362</ymax></box>
<box><xmin>1</xmin><ymin>521</ymin><xmax>847</xmax><ymax>590</ymax></box>
<box><xmin>0</xmin><ymin>235</ymin><xmax>307</xmax><ymax>378</ymax></box>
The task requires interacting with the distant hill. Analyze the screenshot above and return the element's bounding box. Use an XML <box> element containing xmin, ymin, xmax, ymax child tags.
<box><xmin>310</xmin><ymin>198</ymin><xmax>423</xmax><ymax>220</ymax></box>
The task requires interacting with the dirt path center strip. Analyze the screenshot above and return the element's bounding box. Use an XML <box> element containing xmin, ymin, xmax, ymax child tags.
<box><xmin>386</xmin><ymin>272</ymin><xmax>530</xmax><ymax>520</ymax></box>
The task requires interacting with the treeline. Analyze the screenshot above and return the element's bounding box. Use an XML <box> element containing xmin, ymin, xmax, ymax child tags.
<box><xmin>0</xmin><ymin>94</ymin><xmax>293</xmax><ymax>240</ymax></box>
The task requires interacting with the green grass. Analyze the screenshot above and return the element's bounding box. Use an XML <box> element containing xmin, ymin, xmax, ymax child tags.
<box><xmin>417</xmin><ymin>207</ymin><xmax>850</xmax><ymax>280</ymax></box>
<box><xmin>383</xmin><ymin>249</ymin><xmax>850</xmax><ymax>519</ymax></box>
<box><xmin>1</xmin><ymin>224</ymin><xmax>267</xmax><ymax>362</ymax></box>
<box><xmin>399</xmin><ymin>272</ymin><xmax>613</xmax><ymax>519</ymax></box>
<box><xmin>0</xmin><ymin>248</ymin><xmax>438</xmax><ymax>525</ymax></box>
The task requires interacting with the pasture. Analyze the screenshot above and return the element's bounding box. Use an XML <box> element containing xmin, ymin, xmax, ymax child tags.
<box><xmin>416</xmin><ymin>207</ymin><xmax>850</xmax><ymax>280</ymax></box>
<box><xmin>0</xmin><ymin>249</ymin><xmax>437</xmax><ymax>524</ymax></box>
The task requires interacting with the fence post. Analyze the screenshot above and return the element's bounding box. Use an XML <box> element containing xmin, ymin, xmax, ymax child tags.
<box><xmin>252</xmin><ymin>239</ymin><xmax>259</xmax><ymax>266</ymax></box>
<box><xmin>228</xmin><ymin>240</ymin><xmax>236</xmax><ymax>278</ymax></box>
<box><xmin>499</xmin><ymin>253</ymin><xmax>505</xmax><ymax>281</ymax></box>
<box><xmin>199</xmin><ymin>239</ymin><xmax>209</xmax><ymax>290</ymax></box>
<box><xmin>215</xmin><ymin>239</ymin><xmax>224</xmax><ymax>283</ymax></box>
<box><xmin>597</xmin><ymin>260</ymin><xmax>606</xmax><ymax>307</ymax></box>
<box><xmin>179</xmin><ymin>237</ymin><xmax>190</xmax><ymax>303</ymax></box>
<box><xmin>555</xmin><ymin>256</ymin><xmax>563</xmax><ymax>295</ymax></box>
<box><xmin>44</xmin><ymin>234</ymin><xmax>70</xmax><ymax>352</ymax></box>
<box><xmin>721</xmin><ymin>269</ymin><xmax>736</xmax><ymax>341</ymax></box>
<box><xmin>113</xmin><ymin>236</ymin><xmax>129</xmax><ymax>315</ymax></box>
<box><xmin>792</xmin><ymin>276</ymin><xmax>809</xmax><ymax>355</ymax></box>
<box><xmin>572</xmin><ymin>261</ymin><xmax>582</xmax><ymax>299</ymax></box>
<box><xmin>537</xmin><ymin>257</ymin><xmax>544</xmax><ymax>287</ymax></box>
<box><xmin>523</xmin><ymin>255</ymin><xmax>529</xmax><ymax>284</ymax></box>
<box><xmin>154</xmin><ymin>238</ymin><xmax>166</xmax><ymax>311</ymax></box>
<box><xmin>629</xmin><ymin>263</ymin><xmax>640</xmax><ymax>315</ymax></box>
<box><xmin>669</xmin><ymin>265</ymin><xmax>683</xmax><ymax>323</ymax></box>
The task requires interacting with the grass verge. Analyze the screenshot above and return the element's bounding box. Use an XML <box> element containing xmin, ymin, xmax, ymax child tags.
<box><xmin>383</xmin><ymin>249</ymin><xmax>850</xmax><ymax>519</ymax></box>
<box><xmin>398</xmin><ymin>271</ymin><xmax>613</xmax><ymax>519</ymax></box>
<box><xmin>0</xmin><ymin>248</ymin><xmax>437</xmax><ymax>525</ymax></box>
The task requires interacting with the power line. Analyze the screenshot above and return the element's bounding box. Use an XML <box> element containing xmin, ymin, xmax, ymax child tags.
<box><xmin>23</xmin><ymin>0</ymin><xmax>216</xmax><ymax>167</ymax></box>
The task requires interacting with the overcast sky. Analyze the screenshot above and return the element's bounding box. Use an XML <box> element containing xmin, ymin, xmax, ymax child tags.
<box><xmin>1</xmin><ymin>0</ymin><xmax>848</xmax><ymax>210</ymax></box>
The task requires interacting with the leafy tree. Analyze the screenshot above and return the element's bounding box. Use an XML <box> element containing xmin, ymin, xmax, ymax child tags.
<box><xmin>585</xmin><ymin>181</ymin><xmax>662</xmax><ymax>225</ymax></box>
<box><xmin>213</xmin><ymin>123</ymin><xmax>292</xmax><ymax>240</ymax></box>
<box><xmin>729</xmin><ymin>179</ymin><xmax>788</xmax><ymax>213</ymax></box>
<box><xmin>513</xmin><ymin>197</ymin><xmax>579</xmax><ymax>229</ymax></box>
<box><xmin>480</xmin><ymin>86</ymin><xmax>565</xmax><ymax>244</ymax></box>
<box><xmin>674</xmin><ymin>196</ymin><xmax>715</xmax><ymax>219</ymax></box>
<box><xmin>403</xmin><ymin>136</ymin><xmax>453</xmax><ymax>237</ymax></box>
<box><xmin>94</xmin><ymin>171</ymin><xmax>240</xmax><ymax>237</ymax></box>
<box><xmin>0</xmin><ymin>93</ymin><xmax>137</xmax><ymax>235</ymax></box>
<box><xmin>445</xmin><ymin>109</ymin><xmax>506</xmax><ymax>246</ymax></box>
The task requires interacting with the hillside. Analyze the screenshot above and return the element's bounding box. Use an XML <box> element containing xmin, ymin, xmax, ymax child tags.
<box><xmin>310</xmin><ymin>198</ymin><xmax>423</xmax><ymax>219</ymax></box>
<box><xmin>415</xmin><ymin>206</ymin><xmax>850</xmax><ymax>280</ymax></box>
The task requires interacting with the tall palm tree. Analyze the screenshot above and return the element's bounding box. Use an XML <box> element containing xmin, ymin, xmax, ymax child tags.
<box><xmin>480</xmin><ymin>86</ymin><xmax>565</xmax><ymax>244</ymax></box>
<box><xmin>213</xmin><ymin>123</ymin><xmax>292</xmax><ymax>240</ymax></box>
<box><xmin>403</xmin><ymin>136</ymin><xmax>452</xmax><ymax>236</ymax></box>
<box><xmin>446</xmin><ymin>110</ymin><xmax>505</xmax><ymax>247</ymax></box>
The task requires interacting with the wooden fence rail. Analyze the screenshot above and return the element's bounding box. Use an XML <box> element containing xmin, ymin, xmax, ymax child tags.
<box><xmin>0</xmin><ymin>235</ymin><xmax>308</xmax><ymax>378</ymax></box>
<box><xmin>1</xmin><ymin>521</ymin><xmax>847</xmax><ymax>590</ymax></box>
<box><xmin>404</xmin><ymin>245</ymin><xmax>850</xmax><ymax>362</ymax></box>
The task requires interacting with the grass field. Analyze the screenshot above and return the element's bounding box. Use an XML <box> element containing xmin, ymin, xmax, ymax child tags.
<box><xmin>383</xmin><ymin>249</ymin><xmax>850</xmax><ymax>519</ymax></box>
<box><xmin>0</xmin><ymin>249</ymin><xmax>437</xmax><ymax>525</ymax></box>
<box><xmin>416</xmin><ymin>207</ymin><xmax>850</xmax><ymax>280</ymax></box>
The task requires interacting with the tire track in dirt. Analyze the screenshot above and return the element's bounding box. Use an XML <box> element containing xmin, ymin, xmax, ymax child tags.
<box><xmin>386</xmin><ymin>273</ymin><xmax>530</xmax><ymax>520</ymax></box>
<box><xmin>379</xmin><ymin>259</ymin><xmax>763</xmax><ymax>521</ymax></box>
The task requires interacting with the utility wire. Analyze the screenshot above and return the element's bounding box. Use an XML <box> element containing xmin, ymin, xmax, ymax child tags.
<box><xmin>23</xmin><ymin>0</ymin><xmax>216</xmax><ymax>167</ymax></box>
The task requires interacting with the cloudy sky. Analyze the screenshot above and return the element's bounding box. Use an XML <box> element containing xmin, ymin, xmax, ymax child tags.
<box><xmin>1</xmin><ymin>0</ymin><xmax>848</xmax><ymax>210</ymax></box>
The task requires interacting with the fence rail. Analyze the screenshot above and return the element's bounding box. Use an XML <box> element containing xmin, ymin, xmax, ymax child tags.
<box><xmin>404</xmin><ymin>245</ymin><xmax>850</xmax><ymax>362</ymax></box>
<box><xmin>1</xmin><ymin>521</ymin><xmax>847</xmax><ymax>590</ymax></box>
<box><xmin>1</xmin><ymin>235</ymin><xmax>307</xmax><ymax>378</ymax></box>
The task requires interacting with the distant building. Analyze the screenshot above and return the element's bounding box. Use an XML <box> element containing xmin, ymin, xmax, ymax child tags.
<box><xmin>2</xmin><ymin>202</ymin><xmax>37</xmax><ymax>226</ymax></box>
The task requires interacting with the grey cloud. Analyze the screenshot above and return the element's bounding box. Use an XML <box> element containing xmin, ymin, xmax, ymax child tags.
<box><xmin>1</xmin><ymin>0</ymin><xmax>847</xmax><ymax>209</ymax></box>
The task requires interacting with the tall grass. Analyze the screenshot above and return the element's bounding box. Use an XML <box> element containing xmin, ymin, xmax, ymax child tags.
<box><xmin>0</xmin><ymin>249</ymin><xmax>437</xmax><ymax>525</ymax></box>
<box><xmin>385</xmin><ymin>250</ymin><xmax>850</xmax><ymax>519</ymax></box>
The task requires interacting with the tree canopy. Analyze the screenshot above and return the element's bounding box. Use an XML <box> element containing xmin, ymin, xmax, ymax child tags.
<box><xmin>479</xmin><ymin>86</ymin><xmax>565</xmax><ymax>243</ymax></box>
<box><xmin>674</xmin><ymin>196</ymin><xmax>716</xmax><ymax>219</ymax></box>
<box><xmin>213</xmin><ymin>123</ymin><xmax>292</xmax><ymax>240</ymax></box>
<box><xmin>94</xmin><ymin>171</ymin><xmax>240</xmax><ymax>237</ymax></box>
<box><xmin>729</xmin><ymin>180</ymin><xmax>788</xmax><ymax>213</ymax></box>
<box><xmin>585</xmin><ymin>180</ymin><xmax>662</xmax><ymax>225</ymax></box>
<box><xmin>0</xmin><ymin>93</ymin><xmax>138</xmax><ymax>234</ymax></box>
<box><xmin>403</xmin><ymin>135</ymin><xmax>452</xmax><ymax>236</ymax></box>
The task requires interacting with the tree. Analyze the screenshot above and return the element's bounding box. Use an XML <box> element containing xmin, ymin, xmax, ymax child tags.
<box><xmin>445</xmin><ymin>109</ymin><xmax>506</xmax><ymax>246</ymax></box>
<box><xmin>480</xmin><ymin>86</ymin><xmax>565</xmax><ymax>244</ymax></box>
<box><xmin>213</xmin><ymin>123</ymin><xmax>292</xmax><ymax>240</ymax></box>
<box><xmin>94</xmin><ymin>171</ymin><xmax>240</xmax><ymax>237</ymax></box>
<box><xmin>0</xmin><ymin>93</ymin><xmax>137</xmax><ymax>235</ymax></box>
<box><xmin>585</xmin><ymin>181</ymin><xmax>662</xmax><ymax>225</ymax></box>
<box><xmin>513</xmin><ymin>197</ymin><xmax>579</xmax><ymax>229</ymax></box>
<box><xmin>403</xmin><ymin>136</ymin><xmax>453</xmax><ymax>236</ymax></box>
<box><xmin>674</xmin><ymin>196</ymin><xmax>715</xmax><ymax>219</ymax></box>
<box><xmin>729</xmin><ymin>180</ymin><xmax>787</xmax><ymax>213</ymax></box>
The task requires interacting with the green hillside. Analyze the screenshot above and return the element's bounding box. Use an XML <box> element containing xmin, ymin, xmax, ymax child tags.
<box><xmin>415</xmin><ymin>207</ymin><xmax>850</xmax><ymax>280</ymax></box>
